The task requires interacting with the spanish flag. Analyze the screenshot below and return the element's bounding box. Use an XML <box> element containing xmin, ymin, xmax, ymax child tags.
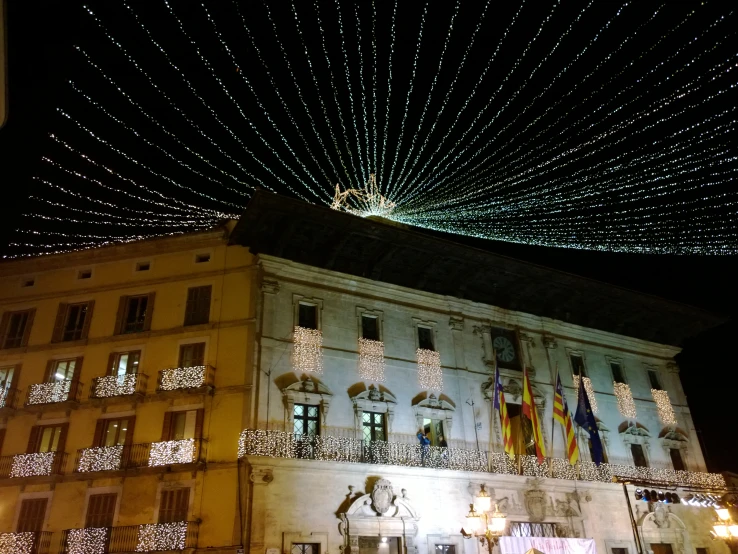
<box><xmin>522</xmin><ymin>367</ymin><xmax>546</xmax><ymax>464</ymax></box>
<box><xmin>492</xmin><ymin>365</ymin><xmax>515</xmax><ymax>459</ymax></box>
<box><xmin>553</xmin><ymin>374</ymin><xmax>579</xmax><ymax>465</ymax></box>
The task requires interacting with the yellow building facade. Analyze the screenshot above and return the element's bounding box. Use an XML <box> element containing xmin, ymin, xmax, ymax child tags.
<box><xmin>0</xmin><ymin>223</ymin><xmax>256</xmax><ymax>554</ymax></box>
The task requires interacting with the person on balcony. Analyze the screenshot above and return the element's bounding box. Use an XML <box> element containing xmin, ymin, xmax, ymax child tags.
<box><xmin>417</xmin><ymin>429</ymin><xmax>430</xmax><ymax>466</ymax></box>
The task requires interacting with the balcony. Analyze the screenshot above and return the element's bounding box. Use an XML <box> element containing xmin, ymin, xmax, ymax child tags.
<box><xmin>0</xmin><ymin>452</ymin><xmax>67</xmax><ymax>479</ymax></box>
<box><xmin>238</xmin><ymin>429</ymin><xmax>726</xmax><ymax>489</ymax></box>
<box><xmin>25</xmin><ymin>380</ymin><xmax>82</xmax><ymax>407</ymax></box>
<box><xmin>0</xmin><ymin>387</ymin><xmax>19</xmax><ymax>411</ymax></box>
<box><xmin>74</xmin><ymin>440</ymin><xmax>205</xmax><ymax>473</ymax></box>
<box><xmin>60</xmin><ymin>522</ymin><xmax>198</xmax><ymax>554</ymax></box>
<box><xmin>0</xmin><ymin>531</ymin><xmax>53</xmax><ymax>554</ymax></box>
<box><xmin>89</xmin><ymin>374</ymin><xmax>148</xmax><ymax>400</ymax></box>
<box><xmin>156</xmin><ymin>365</ymin><xmax>214</xmax><ymax>393</ymax></box>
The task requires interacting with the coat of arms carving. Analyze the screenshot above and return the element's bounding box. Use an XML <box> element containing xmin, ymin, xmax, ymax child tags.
<box><xmin>371</xmin><ymin>479</ymin><xmax>394</xmax><ymax>514</ymax></box>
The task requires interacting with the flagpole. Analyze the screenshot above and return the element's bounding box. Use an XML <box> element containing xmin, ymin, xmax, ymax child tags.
<box><xmin>487</xmin><ymin>349</ymin><xmax>497</xmax><ymax>473</ymax></box>
<box><xmin>549</xmin><ymin>362</ymin><xmax>558</xmax><ymax>477</ymax></box>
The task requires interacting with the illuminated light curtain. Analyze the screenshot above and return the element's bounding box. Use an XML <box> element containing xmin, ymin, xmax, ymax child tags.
<box><xmin>148</xmin><ymin>439</ymin><xmax>195</xmax><ymax>466</ymax></box>
<box><xmin>67</xmin><ymin>528</ymin><xmax>109</xmax><ymax>554</ymax></box>
<box><xmin>9</xmin><ymin>452</ymin><xmax>56</xmax><ymax>477</ymax></box>
<box><xmin>76</xmin><ymin>446</ymin><xmax>124</xmax><ymax>472</ymax></box>
<box><xmin>614</xmin><ymin>382</ymin><xmax>637</xmax><ymax>418</ymax></box>
<box><xmin>135</xmin><ymin>522</ymin><xmax>188</xmax><ymax>552</ymax></box>
<box><xmin>292</xmin><ymin>326</ymin><xmax>323</xmax><ymax>374</ymax></box>
<box><xmin>651</xmin><ymin>389</ymin><xmax>677</xmax><ymax>425</ymax></box>
<box><xmin>159</xmin><ymin>366</ymin><xmax>206</xmax><ymax>390</ymax></box>
<box><xmin>358</xmin><ymin>338</ymin><xmax>385</xmax><ymax>382</ymax></box>
<box><xmin>416</xmin><ymin>348</ymin><xmax>443</xmax><ymax>391</ymax></box>
<box><xmin>0</xmin><ymin>533</ymin><xmax>37</xmax><ymax>554</ymax></box>
<box><xmin>573</xmin><ymin>375</ymin><xmax>598</xmax><ymax>414</ymax></box>
<box><xmin>93</xmin><ymin>374</ymin><xmax>137</xmax><ymax>397</ymax></box>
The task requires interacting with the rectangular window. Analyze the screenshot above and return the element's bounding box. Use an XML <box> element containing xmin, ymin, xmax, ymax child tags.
<box><xmin>50</xmin><ymin>359</ymin><xmax>77</xmax><ymax>382</ymax></box>
<box><xmin>158</xmin><ymin>488</ymin><xmax>190</xmax><ymax>523</ymax></box>
<box><xmin>610</xmin><ymin>362</ymin><xmax>626</xmax><ymax>384</ymax></box>
<box><xmin>670</xmin><ymin>448</ymin><xmax>685</xmax><ymax>471</ymax></box>
<box><xmin>168</xmin><ymin>410</ymin><xmax>198</xmax><ymax>441</ymax></box>
<box><xmin>178</xmin><ymin>343</ymin><xmax>205</xmax><ymax>367</ymax></box>
<box><xmin>101</xmin><ymin>418</ymin><xmax>130</xmax><ymax>447</ymax></box>
<box><xmin>630</xmin><ymin>444</ymin><xmax>648</xmax><ymax>467</ymax></box>
<box><xmin>570</xmin><ymin>354</ymin><xmax>586</xmax><ymax>377</ymax></box>
<box><xmin>36</xmin><ymin>425</ymin><xmax>65</xmax><ymax>453</ymax></box>
<box><xmin>135</xmin><ymin>262</ymin><xmax>150</xmax><ymax>272</ymax></box>
<box><xmin>362</xmin><ymin>411</ymin><xmax>385</xmax><ymax>442</ymax></box>
<box><xmin>110</xmin><ymin>351</ymin><xmax>140</xmax><ymax>377</ymax></box>
<box><xmin>85</xmin><ymin>493</ymin><xmax>117</xmax><ymax>528</ymax></box>
<box><xmin>435</xmin><ymin>546</ymin><xmax>456</xmax><ymax>554</ymax></box>
<box><xmin>1</xmin><ymin>309</ymin><xmax>35</xmax><ymax>349</ymax></box>
<box><xmin>1</xmin><ymin>364</ymin><xmax>16</xmax><ymax>396</ymax></box>
<box><xmin>418</xmin><ymin>326</ymin><xmax>434</xmax><ymax>351</ymax></box>
<box><xmin>695</xmin><ymin>549</ymin><xmax>708</xmax><ymax>554</ymax></box>
<box><xmin>648</xmin><ymin>370</ymin><xmax>662</xmax><ymax>390</ymax></box>
<box><xmin>122</xmin><ymin>296</ymin><xmax>149</xmax><ymax>334</ymax></box>
<box><xmin>194</xmin><ymin>253</ymin><xmax>210</xmax><ymax>264</ymax></box>
<box><xmin>56</xmin><ymin>302</ymin><xmax>93</xmax><ymax>342</ymax></box>
<box><xmin>298</xmin><ymin>303</ymin><xmax>318</xmax><ymax>330</ymax></box>
<box><xmin>293</xmin><ymin>404</ymin><xmax>319</xmax><ymax>436</ymax></box>
<box><xmin>16</xmin><ymin>498</ymin><xmax>48</xmax><ymax>532</ymax></box>
<box><xmin>291</xmin><ymin>544</ymin><xmax>319</xmax><ymax>554</ymax></box>
<box><xmin>361</xmin><ymin>315</ymin><xmax>380</xmax><ymax>341</ymax></box>
<box><xmin>184</xmin><ymin>286</ymin><xmax>212</xmax><ymax>326</ymax></box>
<box><xmin>78</xmin><ymin>269</ymin><xmax>92</xmax><ymax>280</ymax></box>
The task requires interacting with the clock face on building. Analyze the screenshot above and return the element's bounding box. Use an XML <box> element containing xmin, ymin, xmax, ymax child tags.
<box><xmin>493</xmin><ymin>336</ymin><xmax>516</xmax><ymax>363</ymax></box>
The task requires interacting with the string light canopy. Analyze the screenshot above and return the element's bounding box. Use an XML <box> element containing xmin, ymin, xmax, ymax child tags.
<box><xmin>358</xmin><ymin>338</ymin><xmax>386</xmax><ymax>382</ymax></box>
<box><xmin>416</xmin><ymin>348</ymin><xmax>443</xmax><ymax>391</ymax></box>
<box><xmin>8</xmin><ymin>3</ymin><xmax>737</xmax><ymax>257</ymax></box>
<box><xmin>293</xmin><ymin>326</ymin><xmax>324</xmax><ymax>375</ymax></box>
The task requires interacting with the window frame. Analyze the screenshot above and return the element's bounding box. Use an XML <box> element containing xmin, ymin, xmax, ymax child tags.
<box><xmin>122</xmin><ymin>295</ymin><xmax>150</xmax><ymax>334</ymax></box>
<box><xmin>568</xmin><ymin>352</ymin><xmax>587</xmax><ymax>378</ymax></box>
<box><xmin>292</xmin><ymin>295</ymin><xmax>323</xmax><ymax>331</ymax></box>
<box><xmin>157</xmin><ymin>487</ymin><xmax>191</xmax><ymax>523</ymax></box>
<box><xmin>630</xmin><ymin>443</ymin><xmax>649</xmax><ymax>468</ymax></box>
<box><xmin>417</xmin><ymin>325</ymin><xmax>435</xmax><ymax>351</ymax></box>
<box><xmin>184</xmin><ymin>285</ymin><xmax>212</xmax><ymax>326</ymax></box>
<box><xmin>53</xmin><ymin>301</ymin><xmax>94</xmax><ymax>343</ymax></box>
<box><xmin>362</xmin><ymin>411</ymin><xmax>386</xmax><ymax>443</ymax></box>
<box><xmin>108</xmin><ymin>350</ymin><xmax>141</xmax><ymax>377</ymax></box>
<box><xmin>0</xmin><ymin>309</ymin><xmax>36</xmax><ymax>349</ymax></box>
<box><xmin>85</xmin><ymin>492</ymin><xmax>118</xmax><ymax>528</ymax></box>
<box><xmin>293</xmin><ymin>403</ymin><xmax>320</xmax><ymax>437</ymax></box>
<box><xmin>15</xmin><ymin>497</ymin><xmax>50</xmax><ymax>532</ymax></box>
<box><xmin>647</xmin><ymin>369</ymin><xmax>662</xmax><ymax>390</ymax></box>
<box><xmin>607</xmin><ymin>358</ymin><xmax>627</xmax><ymax>384</ymax></box>
<box><xmin>178</xmin><ymin>342</ymin><xmax>206</xmax><ymax>368</ymax></box>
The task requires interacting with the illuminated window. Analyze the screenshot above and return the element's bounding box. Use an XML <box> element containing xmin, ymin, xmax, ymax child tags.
<box><xmin>361</xmin><ymin>315</ymin><xmax>380</xmax><ymax>341</ymax></box>
<box><xmin>50</xmin><ymin>359</ymin><xmax>77</xmax><ymax>382</ymax></box>
<box><xmin>158</xmin><ymin>488</ymin><xmax>190</xmax><ymax>523</ymax></box>
<box><xmin>164</xmin><ymin>410</ymin><xmax>200</xmax><ymax>441</ymax></box>
<box><xmin>85</xmin><ymin>493</ymin><xmax>117</xmax><ymax>528</ymax></box>
<box><xmin>109</xmin><ymin>351</ymin><xmax>140</xmax><ymax>377</ymax></box>
<box><xmin>362</xmin><ymin>412</ymin><xmax>385</xmax><ymax>442</ymax></box>
<box><xmin>100</xmin><ymin>418</ymin><xmax>130</xmax><ymax>447</ymax></box>
<box><xmin>1</xmin><ymin>364</ymin><xmax>17</xmax><ymax>400</ymax></box>
<box><xmin>0</xmin><ymin>309</ymin><xmax>35</xmax><ymax>349</ymax></box>
<box><xmin>184</xmin><ymin>286</ymin><xmax>212</xmax><ymax>326</ymax></box>
<box><xmin>32</xmin><ymin>424</ymin><xmax>66</xmax><ymax>453</ymax></box>
<box><xmin>16</xmin><ymin>498</ymin><xmax>48</xmax><ymax>532</ymax></box>
<box><xmin>418</xmin><ymin>326</ymin><xmax>434</xmax><ymax>351</ymax></box>
<box><xmin>293</xmin><ymin>404</ymin><xmax>319</xmax><ymax>436</ymax></box>
<box><xmin>298</xmin><ymin>303</ymin><xmax>318</xmax><ymax>330</ymax></box>
<box><xmin>179</xmin><ymin>343</ymin><xmax>205</xmax><ymax>367</ymax></box>
<box><xmin>570</xmin><ymin>354</ymin><xmax>587</xmax><ymax>377</ymax></box>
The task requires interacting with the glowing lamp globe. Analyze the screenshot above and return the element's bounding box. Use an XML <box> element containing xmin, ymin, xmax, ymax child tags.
<box><xmin>488</xmin><ymin>505</ymin><xmax>507</xmax><ymax>534</ymax></box>
<box><xmin>713</xmin><ymin>524</ymin><xmax>729</xmax><ymax>538</ymax></box>
<box><xmin>465</xmin><ymin>504</ymin><xmax>481</xmax><ymax>533</ymax></box>
<box><xmin>716</xmin><ymin>508</ymin><xmax>730</xmax><ymax>522</ymax></box>
<box><xmin>476</xmin><ymin>485</ymin><xmax>492</xmax><ymax>513</ymax></box>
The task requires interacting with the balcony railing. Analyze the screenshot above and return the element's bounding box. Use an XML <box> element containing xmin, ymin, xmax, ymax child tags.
<box><xmin>26</xmin><ymin>380</ymin><xmax>82</xmax><ymax>406</ymax></box>
<box><xmin>90</xmin><ymin>374</ymin><xmax>148</xmax><ymax>399</ymax></box>
<box><xmin>74</xmin><ymin>440</ymin><xmax>205</xmax><ymax>473</ymax></box>
<box><xmin>0</xmin><ymin>387</ymin><xmax>18</xmax><ymax>410</ymax></box>
<box><xmin>238</xmin><ymin>429</ymin><xmax>727</xmax><ymax>489</ymax></box>
<box><xmin>0</xmin><ymin>452</ymin><xmax>67</xmax><ymax>479</ymax></box>
<box><xmin>157</xmin><ymin>365</ymin><xmax>214</xmax><ymax>392</ymax></box>
<box><xmin>0</xmin><ymin>531</ymin><xmax>53</xmax><ymax>554</ymax></box>
<box><xmin>60</xmin><ymin>522</ymin><xmax>198</xmax><ymax>554</ymax></box>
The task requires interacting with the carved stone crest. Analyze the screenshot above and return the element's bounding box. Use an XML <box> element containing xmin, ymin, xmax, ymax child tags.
<box><xmin>524</xmin><ymin>479</ymin><xmax>548</xmax><ymax>522</ymax></box>
<box><xmin>371</xmin><ymin>478</ymin><xmax>394</xmax><ymax>514</ymax></box>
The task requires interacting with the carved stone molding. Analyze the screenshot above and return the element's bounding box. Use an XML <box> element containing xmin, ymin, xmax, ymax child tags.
<box><xmin>249</xmin><ymin>468</ymin><xmax>273</xmax><ymax>485</ymax></box>
<box><xmin>351</xmin><ymin>386</ymin><xmax>397</xmax><ymax>435</ymax></box>
<box><xmin>542</xmin><ymin>335</ymin><xmax>558</xmax><ymax>350</ymax></box>
<box><xmin>261</xmin><ymin>279</ymin><xmax>280</xmax><ymax>294</ymax></box>
<box><xmin>666</xmin><ymin>362</ymin><xmax>680</xmax><ymax>374</ymax></box>
<box><xmin>282</xmin><ymin>376</ymin><xmax>332</xmax><ymax>431</ymax></box>
<box><xmin>412</xmin><ymin>393</ymin><xmax>455</xmax><ymax>436</ymax></box>
<box><xmin>448</xmin><ymin>316</ymin><xmax>464</xmax><ymax>332</ymax></box>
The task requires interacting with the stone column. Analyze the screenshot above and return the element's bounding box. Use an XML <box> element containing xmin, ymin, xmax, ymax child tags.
<box><xmin>248</xmin><ymin>466</ymin><xmax>274</xmax><ymax>554</ymax></box>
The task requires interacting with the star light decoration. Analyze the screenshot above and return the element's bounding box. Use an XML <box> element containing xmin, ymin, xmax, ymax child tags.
<box><xmin>135</xmin><ymin>522</ymin><xmax>188</xmax><ymax>552</ymax></box>
<box><xmin>331</xmin><ymin>174</ymin><xmax>397</xmax><ymax>218</ymax></box>
<box><xmin>159</xmin><ymin>366</ymin><xmax>206</xmax><ymax>391</ymax></box>
<box><xmin>93</xmin><ymin>374</ymin><xmax>137</xmax><ymax>398</ymax></box>
<box><xmin>67</xmin><ymin>528</ymin><xmax>109</xmax><ymax>554</ymax></box>
<box><xmin>292</xmin><ymin>326</ymin><xmax>323</xmax><ymax>374</ymax></box>
<box><xmin>614</xmin><ymin>382</ymin><xmax>637</xmax><ymax>419</ymax></box>
<box><xmin>148</xmin><ymin>439</ymin><xmax>196</xmax><ymax>466</ymax></box>
<box><xmin>573</xmin><ymin>375</ymin><xmax>598</xmax><ymax>414</ymax></box>
<box><xmin>416</xmin><ymin>348</ymin><xmax>443</xmax><ymax>391</ymax></box>
<box><xmin>76</xmin><ymin>445</ymin><xmax>124</xmax><ymax>472</ymax></box>
<box><xmin>27</xmin><ymin>381</ymin><xmax>71</xmax><ymax>405</ymax></box>
<box><xmin>651</xmin><ymin>389</ymin><xmax>677</xmax><ymax>425</ymax></box>
<box><xmin>358</xmin><ymin>338</ymin><xmax>386</xmax><ymax>382</ymax></box>
<box><xmin>0</xmin><ymin>532</ymin><xmax>37</xmax><ymax>554</ymax></box>
<box><xmin>10</xmin><ymin>452</ymin><xmax>57</xmax><ymax>477</ymax></box>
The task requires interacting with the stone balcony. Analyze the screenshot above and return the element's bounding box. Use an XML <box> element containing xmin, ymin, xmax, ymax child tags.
<box><xmin>0</xmin><ymin>452</ymin><xmax>67</xmax><ymax>479</ymax></box>
<box><xmin>156</xmin><ymin>365</ymin><xmax>214</xmax><ymax>393</ymax></box>
<box><xmin>74</xmin><ymin>440</ymin><xmax>205</xmax><ymax>474</ymax></box>
<box><xmin>238</xmin><ymin>429</ymin><xmax>726</xmax><ymax>489</ymax></box>
<box><xmin>0</xmin><ymin>531</ymin><xmax>53</xmax><ymax>554</ymax></box>
<box><xmin>89</xmin><ymin>374</ymin><xmax>148</xmax><ymax>400</ymax></box>
<box><xmin>25</xmin><ymin>380</ymin><xmax>82</xmax><ymax>408</ymax></box>
<box><xmin>60</xmin><ymin>522</ymin><xmax>199</xmax><ymax>554</ymax></box>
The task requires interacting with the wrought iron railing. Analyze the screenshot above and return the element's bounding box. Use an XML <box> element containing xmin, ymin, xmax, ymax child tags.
<box><xmin>26</xmin><ymin>380</ymin><xmax>82</xmax><ymax>406</ymax></box>
<box><xmin>60</xmin><ymin>522</ymin><xmax>199</xmax><ymax>554</ymax></box>
<box><xmin>0</xmin><ymin>387</ymin><xmax>19</xmax><ymax>410</ymax></box>
<box><xmin>74</xmin><ymin>440</ymin><xmax>205</xmax><ymax>473</ymax></box>
<box><xmin>238</xmin><ymin>429</ymin><xmax>726</xmax><ymax>489</ymax></box>
<box><xmin>0</xmin><ymin>452</ymin><xmax>68</xmax><ymax>479</ymax></box>
<box><xmin>157</xmin><ymin>365</ymin><xmax>214</xmax><ymax>392</ymax></box>
<box><xmin>90</xmin><ymin>373</ymin><xmax>148</xmax><ymax>399</ymax></box>
<box><xmin>507</xmin><ymin>522</ymin><xmax>561</xmax><ymax>537</ymax></box>
<box><xmin>0</xmin><ymin>531</ymin><xmax>53</xmax><ymax>554</ymax></box>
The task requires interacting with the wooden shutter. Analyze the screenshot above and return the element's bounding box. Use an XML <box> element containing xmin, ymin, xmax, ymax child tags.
<box><xmin>194</xmin><ymin>408</ymin><xmax>204</xmax><ymax>440</ymax></box>
<box><xmin>12</xmin><ymin>363</ymin><xmax>22</xmax><ymax>388</ymax></box>
<box><xmin>93</xmin><ymin>419</ymin><xmax>106</xmax><ymax>447</ymax></box>
<box><xmin>80</xmin><ymin>300</ymin><xmax>95</xmax><ymax>340</ymax></box>
<box><xmin>125</xmin><ymin>416</ymin><xmax>136</xmax><ymax>445</ymax></box>
<box><xmin>161</xmin><ymin>412</ymin><xmax>173</xmax><ymax>441</ymax></box>
<box><xmin>143</xmin><ymin>292</ymin><xmax>156</xmax><ymax>331</ymax></box>
<box><xmin>85</xmin><ymin>493</ymin><xmax>117</xmax><ymax>528</ymax></box>
<box><xmin>26</xmin><ymin>426</ymin><xmax>41</xmax><ymax>453</ymax></box>
<box><xmin>0</xmin><ymin>428</ymin><xmax>6</xmax><ymax>454</ymax></box>
<box><xmin>0</xmin><ymin>312</ymin><xmax>10</xmax><ymax>347</ymax></box>
<box><xmin>107</xmin><ymin>352</ymin><xmax>116</xmax><ymax>376</ymax></box>
<box><xmin>17</xmin><ymin>498</ymin><xmax>48</xmax><ymax>532</ymax></box>
<box><xmin>51</xmin><ymin>303</ymin><xmax>68</xmax><ymax>343</ymax></box>
<box><xmin>56</xmin><ymin>423</ymin><xmax>70</xmax><ymax>453</ymax></box>
<box><xmin>73</xmin><ymin>357</ymin><xmax>84</xmax><ymax>382</ymax></box>
<box><xmin>20</xmin><ymin>308</ymin><xmax>35</xmax><ymax>347</ymax></box>
<box><xmin>114</xmin><ymin>296</ymin><xmax>128</xmax><ymax>335</ymax></box>
<box><xmin>158</xmin><ymin>488</ymin><xmax>190</xmax><ymax>523</ymax></box>
<box><xmin>44</xmin><ymin>359</ymin><xmax>56</xmax><ymax>382</ymax></box>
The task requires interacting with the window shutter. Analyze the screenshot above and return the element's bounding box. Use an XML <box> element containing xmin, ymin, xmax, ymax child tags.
<box><xmin>0</xmin><ymin>428</ymin><xmax>6</xmax><ymax>454</ymax></box>
<box><xmin>73</xmin><ymin>357</ymin><xmax>84</xmax><ymax>381</ymax></box>
<box><xmin>143</xmin><ymin>292</ymin><xmax>156</xmax><ymax>331</ymax></box>
<box><xmin>12</xmin><ymin>363</ymin><xmax>22</xmax><ymax>388</ymax></box>
<box><xmin>44</xmin><ymin>359</ymin><xmax>56</xmax><ymax>382</ymax></box>
<box><xmin>161</xmin><ymin>412</ymin><xmax>173</xmax><ymax>441</ymax></box>
<box><xmin>20</xmin><ymin>309</ymin><xmax>35</xmax><ymax>347</ymax></box>
<box><xmin>56</xmin><ymin>423</ymin><xmax>70</xmax><ymax>453</ymax></box>
<box><xmin>26</xmin><ymin>426</ymin><xmax>41</xmax><ymax>453</ymax></box>
<box><xmin>107</xmin><ymin>352</ymin><xmax>116</xmax><ymax>376</ymax></box>
<box><xmin>0</xmin><ymin>312</ymin><xmax>10</xmax><ymax>347</ymax></box>
<box><xmin>125</xmin><ymin>416</ymin><xmax>136</xmax><ymax>445</ymax></box>
<box><xmin>52</xmin><ymin>303</ymin><xmax>67</xmax><ymax>343</ymax></box>
<box><xmin>114</xmin><ymin>296</ymin><xmax>127</xmax><ymax>335</ymax></box>
<box><xmin>93</xmin><ymin>419</ymin><xmax>106</xmax><ymax>447</ymax></box>
<box><xmin>81</xmin><ymin>300</ymin><xmax>95</xmax><ymax>340</ymax></box>
<box><xmin>194</xmin><ymin>408</ymin><xmax>204</xmax><ymax>440</ymax></box>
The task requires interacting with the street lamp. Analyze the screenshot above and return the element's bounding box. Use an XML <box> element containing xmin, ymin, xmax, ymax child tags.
<box><xmin>461</xmin><ymin>485</ymin><xmax>507</xmax><ymax>553</ymax></box>
<box><xmin>712</xmin><ymin>507</ymin><xmax>738</xmax><ymax>553</ymax></box>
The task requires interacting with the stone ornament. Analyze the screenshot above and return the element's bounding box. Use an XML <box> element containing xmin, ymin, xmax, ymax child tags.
<box><xmin>371</xmin><ymin>479</ymin><xmax>394</xmax><ymax>514</ymax></box>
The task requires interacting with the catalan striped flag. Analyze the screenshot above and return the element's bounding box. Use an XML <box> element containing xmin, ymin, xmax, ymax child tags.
<box><xmin>522</xmin><ymin>367</ymin><xmax>547</xmax><ymax>464</ymax></box>
<box><xmin>492</xmin><ymin>365</ymin><xmax>515</xmax><ymax>459</ymax></box>
<box><xmin>553</xmin><ymin>373</ymin><xmax>579</xmax><ymax>465</ymax></box>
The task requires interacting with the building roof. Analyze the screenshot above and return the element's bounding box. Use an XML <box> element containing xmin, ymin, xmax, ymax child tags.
<box><xmin>231</xmin><ymin>191</ymin><xmax>725</xmax><ymax>347</ymax></box>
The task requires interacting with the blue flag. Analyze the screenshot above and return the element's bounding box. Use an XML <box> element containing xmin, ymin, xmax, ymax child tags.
<box><xmin>573</xmin><ymin>376</ymin><xmax>604</xmax><ymax>466</ymax></box>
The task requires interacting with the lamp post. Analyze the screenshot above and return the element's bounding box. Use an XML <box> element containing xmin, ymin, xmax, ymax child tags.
<box><xmin>461</xmin><ymin>485</ymin><xmax>507</xmax><ymax>554</ymax></box>
<box><xmin>712</xmin><ymin>508</ymin><xmax>738</xmax><ymax>554</ymax></box>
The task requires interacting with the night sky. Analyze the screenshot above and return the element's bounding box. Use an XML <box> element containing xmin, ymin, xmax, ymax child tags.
<box><xmin>0</xmin><ymin>1</ymin><xmax>737</xmax><ymax>472</ymax></box>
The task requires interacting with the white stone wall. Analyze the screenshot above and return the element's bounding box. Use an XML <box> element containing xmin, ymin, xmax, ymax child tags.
<box><xmin>256</xmin><ymin>255</ymin><xmax>705</xmax><ymax>473</ymax></box>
